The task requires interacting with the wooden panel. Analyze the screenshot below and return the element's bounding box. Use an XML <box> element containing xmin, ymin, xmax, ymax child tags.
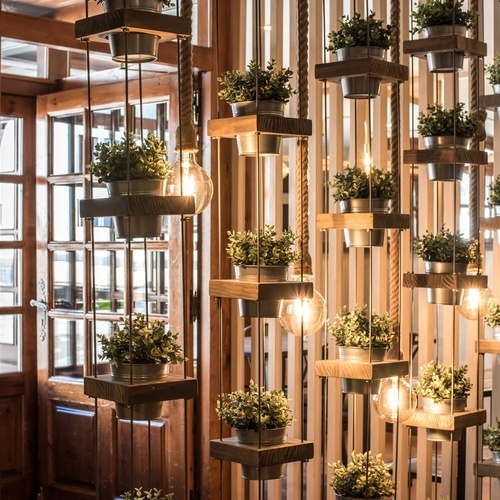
<box><xmin>315</xmin><ymin>360</ymin><xmax>408</xmax><ymax>380</ymax></box>
<box><xmin>209</xmin><ymin>438</ymin><xmax>314</xmax><ymax>467</ymax></box>
<box><xmin>401</xmin><ymin>408</ymin><xmax>486</xmax><ymax>431</ymax></box>
<box><xmin>208</xmin><ymin>279</ymin><xmax>313</xmax><ymax>301</ymax></box>
<box><xmin>0</xmin><ymin>396</ymin><xmax>22</xmax><ymax>475</ymax></box>
<box><xmin>316</xmin><ymin>212</ymin><xmax>410</xmax><ymax>230</ymax></box>
<box><xmin>480</xmin><ymin>217</ymin><xmax>500</xmax><ymax>231</ymax></box>
<box><xmin>476</xmin><ymin>340</ymin><xmax>500</xmax><ymax>354</ymax></box>
<box><xmin>314</xmin><ymin>59</ymin><xmax>408</xmax><ymax>83</ymax></box>
<box><xmin>479</xmin><ymin>94</ymin><xmax>500</xmax><ymax>110</ymax></box>
<box><xmin>79</xmin><ymin>195</ymin><xmax>195</xmax><ymax>218</ymax></box>
<box><xmin>75</xmin><ymin>10</ymin><xmax>190</xmax><ymax>41</ymax></box>
<box><xmin>207</xmin><ymin>116</ymin><xmax>312</xmax><ymax>138</ymax></box>
<box><xmin>84</xmin><ymin>374</ymin><xmax>198</xmax><ymax>404</ymax></box>
<box><xmin>403</xmin><ymin>272</ymin><xmax>488</xmax><ymax>290</ymax></box>
<box><xmin>403</xmin><ymin>35</ymin><xmax>487</xmax><ymax>58</ymax></box>
<box><xmin>51</xmin><ymin>404</ymin><xmax>96</xmax><ymax>486</ymax></box>
<box><xmin>403</xmin><ymin>148</ymin><xmax>488</xmax><ymax>165</ymax></box>
<box><xmin>474</xmin><ymin>460</ymin><xmax>500</xmax><ymax>478</ymax></box>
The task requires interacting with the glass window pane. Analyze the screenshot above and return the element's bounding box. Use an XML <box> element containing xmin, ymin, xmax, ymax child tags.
<box><xmin>52</xmin><ymin>183</ymin><xmax>84</xmax><ymax>242</ymax></box>
<box><xmin>1</xmin><ymin>38</ymin><xmax>46</xmax><ymax>79</ymax></box>
<box><xmin>0</xmin><ymin>116</ymin><xmax>22</xmax><ymax>174</ymax></box>
<box><xmin>91</xmin><ymin>185</ymin><xmax>115</xmax><ymax>242</ymax></box>
<box><xmin>91</xmin><ymin>108</ymin><xmax>125</xmax><ymax>148</ymax></box>
<box><xmin>52</xmin><ymin>115</ymin><xmax>84</xmax><ymax>175</ymax></box>
<box><xmin>53</xmin><ymin>250</ymin><xmax>84</xmax><ymax>311</ymax></box>
<box><xmin>0</xmin><ymin>314</ymin><xmax>21</xmax><ymax>373</ymax></box>
<box><xmin>0</xmin><ymin>248</ymin><xmax>21</xmax><ymax>306</ymax></box>
<box><xmin>93</xmin><ymin>250</ymin><xmax>125</xmax><ymax>313</ymax></box>
<box><xmin>0</xmin><ymin>183</ymin><xmax>22</xmax><ymax>241</ymax></box>
<box><xmin>53</xmin><ymin>318</ymin><xmax>84</xmax><ymax>377</ymax></box>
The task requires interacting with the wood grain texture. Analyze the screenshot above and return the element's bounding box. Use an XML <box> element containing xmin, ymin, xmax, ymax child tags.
<box><xmin>315</xmin><ymin>360</ymin><xmax>408</xmax><ymax>380</ymax></box>
<box><xmin>474</xmin><ymin>460</ymin><xmax>500</xmax><ymax>478</ymax></box>
<box><xmin>316</xmin><ymin>213</ymin><xmax>410</xmax><ymax>230</ymax></box>
<box><xmin>403</xmin><ymin>148</ymin><xmax>488</xmax><ymax>165</ymax></box>
<box><xmin>403</xmin><ymin>35</ymin><xmax>487</xmax><ymax>57</ymax></box>
<box><xmin>83</xmin><ymin>374</ymin><xmax>198</xmax><ymax>404</ymax></box>
<box><xmin>480</xmin><ymin>217</ymin><xmax>500</xmax><ymax>230</ymax></box>
<box><xmin>207</xmin><ymin>116</ymin><xmax>312</xmax><ymax>138</ymax></box>
<box><xmin>403</xmin><ymin>273</ymin><xmax>488</xmax><ymax>290</ymax></box>
<box><xmin>314</xmin><ymin>59</ymin><xmax>408</xmax><ymax>83</ymax></box>
<box><xmin>209</xmin><ymin>279</ymin><xmax>314</xmax><ymax>300</ymax></box>
<box><xmin>479</xmin><ymin>94</ymin><xmax>500</xmax><ymax>110</ymax></box>
<box><xmin>209</xmin><ymin>438</ymin><xmax>314</xmax><ymax>467</ymax></box>
<box><xmin>75</xmin><ymin>9</ymin><xmax>190</xmax><ymax>41</ymax></box>
<box><xmin>476</xmin><ymin>340</ymin><xmax>500</xmax><ymax>354</ymax></box>
<box><xmin>79</xmin><ymin>195</ymin><xmax>195</xmax><ymax>217</ymax></box>
<box><xmin>401</xmin><ymin>408</ymin><xmax>486</xmax><ymax>431</ymax></box>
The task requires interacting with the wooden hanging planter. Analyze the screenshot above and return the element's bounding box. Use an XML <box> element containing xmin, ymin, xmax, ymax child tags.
<box><xmin>475</xmin><ymin>460</ymin><xmax>500</xmax><ymax>479</ymax></box>
<box><xmin>315</xmin><ymin>359</ymin><xmax>408</xmax><ymax>380</ymax></box>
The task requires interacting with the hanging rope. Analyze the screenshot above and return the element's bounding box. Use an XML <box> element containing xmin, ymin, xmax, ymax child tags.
<box><xmin>175</xmin><ymin>0</ymin><xmax>197</xmax><ymax>153</ymax></box>
<box><xmin>293</xmin><ymin>0</ymin><xmax>312</xmax><ymax>277</ymax></box>
<box><xmin>389</xmin><ymin>0</ymin><xmax>401</xmax><ymax>333</ymax></box>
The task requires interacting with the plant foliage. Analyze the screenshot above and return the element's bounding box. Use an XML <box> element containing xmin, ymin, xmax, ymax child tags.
<box><xmin>413</xmin><ymin>224</ymin><xmax>478</xmax><ymax>264</ymax></box>
<box><xmin>485</xmin><ymin>54</ymin><xmax>500</xmax><ymax>86</ymax></box>
<box><xmin>486</xmin><ymin>298</ymin><xmax>500</xmax><ymax>328</ymax></box>
<box><xmin>416</xmin><ymin>102</ymin><xmax>483</xmax><ymax>138</ymax></box>
<box><xmin>87</xmin><ymin>133</ymin><xmax>170</xmax><ymax>184</ymax></box>
<box><xmin>121</xmin><ymin>488</ymin><xmax>173</xmax><ymax>500</ymax></box>
<box><xmin>216</xmin><ymin>380</ymin><xmax>293</xmax><ymax>431</ymax></box>
<box><xmin>98</xmin><ymin>313</ymin><xmax>185</xmax><ymax>366</ymax></box>
<box><xmin>328</xmin><ymin>304</ymin><xmax>394</xmax><ymax>349</ymax></box>
<box><xmin>326</xmin><ymin>11</ymin><xmax>397</xmax><ymax>52</ymax></box>
<box><xmin>487</xmin><ymin>175</ymin><xmax>500</xmax><ymax>206</ymax></box>
<box><xmin>328</xmin><ymin>165</ymin><xmax>396</xmax><ymax>202</ymax></box>
<box><xmin>410</xmin><ymin>0</ymin><xmax>477</xmax><ymax>34</ymax></box>
<box><xmin>329</xmin><ymin>451</ymin><xmax>396</xmax><ymax>498</ymax></box>
<box><xmin>226</xmin><ymin>225</ymin><xmax>300</xmax><ymax>267</ymax></box>
<box><xmin>416</xmin><ymin>360</ymin><xmax>472</xmax><ymax>403</ymax></box>
<box><xmin>484</xmin><ymin>418</ymin><xmax>500</xmax><ymax>452</ymax></box>
<box><xmin>218</xmin><ymin>59</ymin><xmax>297</xmax><ymax>104</ymax></box>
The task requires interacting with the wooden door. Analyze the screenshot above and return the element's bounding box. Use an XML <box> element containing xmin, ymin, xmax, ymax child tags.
<box><xmin>35</xmin><ymin>78</ymin><xmax>193</xmax><ymax>500</ymax></box>
<box><xmin>0</xmin><ymin>95</ymin><xmax>38</xmax><ymax>499</ymax></box>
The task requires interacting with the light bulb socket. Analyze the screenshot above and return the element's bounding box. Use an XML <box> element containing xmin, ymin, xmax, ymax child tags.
<box><xmin>174</xmin><ymin>123</ymin><xmax>198</xmax><ymax>153</ymax></box>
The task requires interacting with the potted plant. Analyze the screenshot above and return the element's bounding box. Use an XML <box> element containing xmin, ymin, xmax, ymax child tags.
<box><xmin>325</xmin><ymin>11</ymin><xmax>397</xmax><ymax>98</ymax></box>
<box><xmin>218</xmin><ymin>59</ymin><xmax>297</xmax><ymax>155</ymax></box>
<box><xmin>416</xmin><ymin>102</ymin><xmax>484</xmax><ymax>181</ymax></box>
<box><xmin>121</xmin><ymin>488</ymin><xmax>174</xmax><ymax>500</ymax></box>
<box><xmin>328</xmin><ymin>304</ymin><xmax>394</xmax><ymax>394</ymax></box>
<box><xmin>329</xmin><ymin>450</ymin><xmax>396</xmax><ymax>499</ymax></box>
<box><xmin>216</xmin><ymin>380</ymin><xmax>293</xmax><ymax>480</ymax></box>
<box><xmin>486</xmin><ymin>298</ymin><xmax>500</xmax><ymax>340</ymax></box>
<box><xmin>328</xmin><ymin>165</ymin><xmax>396</xmax><ymax>247</ymax></box>
<box><xmin>410</xmin><ymin>0</ymin><xmax>477</xmax><ymax>73</ymax></box>
<box><xmin>98</xmin><ymin>313</ymin><xmax>185</xmax><ymax>420</ymax></box>
<box><xmin>87</xmin><ymin>132</ymin><xmax>171</xmax><ymax>239</ymax></box>
<box><xmin>485</xmin><ymin>54</ymin><xmax>500</xmax><ymax>94</ymax></box>
<box><xmin>414</xmin><ymin>224</ymin><xmax>478</xmax><ymax>305</ymax></box>
<box><xmin>484</xmin><ymin>418</ymin><xmax>500</xmax><ymax>463</ymax></box>
<box><xmin>487</xmin><ymin>176</ymin><xmax>500</xmax><ymax>216</ymax></box>
<box><xmin>226</xmin><ymin>225</ymin><xmax>299</xmax><ymax>317</ymax></box>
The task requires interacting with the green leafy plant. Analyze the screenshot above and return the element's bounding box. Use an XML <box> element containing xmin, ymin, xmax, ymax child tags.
<box><xmin>87</xmin><ymin>132</ymin><xmax>170</xmax><ymax>184</ymax></box>
<box><xmin>97</xmin><ymin>0</ymin><xmax>174</xmax><ymax>6</ymax></box>
<box><xmin>416</xmin><ymin>360</ymin><xmax>472</xmax><ymax>403</ymax></box>
<box><xmin>218</xmin><ymin>59</ymin><xmax>297</xmax><ymax>104</ymax></box>
<box><xmin>326</xmin><ymin>11</ymin><xmax>397</xmax><ymax>52</ymax></box>
<box><xmin>486</xmin><ymin>298</ymin><xmax>500</xmax><ymax>328</ymax></box>
<box><xmin>329</xmin><ymin>451</ymin><xmax>396</xmax><ymax>499</ymax></box>
<box><xmin>121</xmin><ymin>488</ymin><xmax>173</xmax><ymax>500</ymax></box>
<box><xmin>226</xmin><ymin>225</ymin><xmax>300</xmax><ymax>267</ymax></box>
<box><xmin>416</xmin><ymin>102</ymin><xmax>483</xmax><ymax>138</ymax></box>
<box><xmin>328</xmin><ymin>165</ymin><xmax>396</xmax><ymax>203</ymax></box>
<box><xmin>328</xmin><ymin>304</ymin><xmax>395</xmax><ymax>349</ymax></box>
<box><xmin>216</xmin><ymin>380</ymin><xmax>293</xmax><ymax>431</ymax></box>
<box><xmin>484</xmin><ymin>418</ymin><xmax>500</xmax><ymax>452</ymax></box>
<box><xmin>413</xmin><ymin>225</ymin><xmax>478</xmax><ymax>264</ymax></box>
<box><xmin>487</xmin><ymin>176</ymin><xmax>500</xmax><ymax>206</ymax></box>
<box><xmin>485</xmin><ymin>54</ymin><xmax>500</xmax><ymax>86</ymax></box>
<box><xmin>410</xmin><ymin>0</ymin><xmax>477</xmax><ymax>34</ymax></box>
<box><xmin>98</xmin><ymin>313</ymin><xmax>185</xmax><ymax>366</ymax></box>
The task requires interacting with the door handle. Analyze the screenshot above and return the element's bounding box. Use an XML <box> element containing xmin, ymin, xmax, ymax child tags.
<box><xmin>30</xmin><ymin>299</ymin><xmax>48</xmax><ymax>312</ymax></box>
<box><xmin>31</xmin><ymin>279</ymin><xmax>47</xmax><ymax>341</ymax></box>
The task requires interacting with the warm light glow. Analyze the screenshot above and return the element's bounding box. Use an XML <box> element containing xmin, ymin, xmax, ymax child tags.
<box><xmin>372</xmin><ymin>376</ymin><xmax>416</xmax><ymax>423</ymax></box>
<box><xmin>459</xmin><ymin>287</ymin><xmax>493</xmax><ymax>320</ymax></box>
<box><xmin>363</xmin><ymin>151</ymin><xmax>371</xmax><ymax>172</ymax></box>
<box><xmin>169</xmin><ymin>152</ymin><xmax>213</xmax><ymax>215</ymax></box>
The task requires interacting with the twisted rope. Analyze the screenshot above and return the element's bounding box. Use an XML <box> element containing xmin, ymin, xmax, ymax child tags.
<box><xmin>293</xmin><ymin>0</ymin><xmax>312</xmax><ymax>276</ymax></box>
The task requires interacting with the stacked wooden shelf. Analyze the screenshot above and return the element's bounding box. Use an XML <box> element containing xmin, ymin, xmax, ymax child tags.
<box><xmin>402</xmin><ymin>409</ymin><xmax>486</xmax><ymax>433</ymax></box>
<box><xmin>403</xmin><ymin>273</ymin><xmax>488</xmax><ymax>291</ymax></box>
<box><xmin>479</xmin><ymin>94</ymin><xmax>500</xmax><ymax>110</ymax></box>
<box><xmin>476</xmin><ymin>340</ymin><xmax>500</xmax><ymax>355</ymax></box>
<box><xmin>474</xmin><ymin>460</ymin><xmax>500</xmax><ymax>478</ymax></box>
<box><xmin>209</xmin><ymin>279</ymin><xmax>313</xmax><ymax>301</ymax></box>
<box><xmin>315</xmin><ymin>359</ymin><xmax>408</xmax><ymax>380</ymax></box>
<box><xmin>316</xmin><ymin>213</ymin><xmax>409</xmax><ymax>231</ymax></box>
<box><xmin>403</xmin><ymin>35</ymin><xmax>487</xmax><ymax>59</ymax></box>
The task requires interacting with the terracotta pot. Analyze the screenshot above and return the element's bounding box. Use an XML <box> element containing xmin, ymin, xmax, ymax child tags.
<box><xmin>424</xmin><ymin>261</ymin><xmax>468</xmax><ymax>305</ymax></box>
<box><xmin>422</xmin><ymin>25</ymin><xmax>466</xmax><ymax>73</ymax></box>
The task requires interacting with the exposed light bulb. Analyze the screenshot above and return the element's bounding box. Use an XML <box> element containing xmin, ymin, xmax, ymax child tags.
<box><xmin>279</xmin><ymin>277</ymin><xmax>327</xmax><ymax>336</ymax></box>
<box><xmin>169</xmin><ymin>152</ymin><xmax>213</xmax><ymax>215</ymax></box>
<box><xmin>459</xmin><ymin>287</ymin><xmax>493</xmax><ymax>320</ymax></box>
<box><xmin>372</xmin><ymin>376</ymin><xmax>416</xmax><ymax>423</ymax></box>
<box><xmin>363</xmin><ymin>151</ymin><xmax>371</xmax><ymax>172</ymax></box>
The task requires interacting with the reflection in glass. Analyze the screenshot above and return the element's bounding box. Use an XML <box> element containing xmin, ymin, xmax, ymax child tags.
<box><xmin>0</xmin><ymin>248</ymin><xmax>21</xmax><ymax>306</ymax></box>
<box><xmin>92</xmin><ymin>250</ymin><xmax>125</xmax><ymax>313</ymax></box>
<box><xmin>0</xmin><ymin>183</ymin><xmax>22</xmax><ymax>241</ymax></box>
<box><xmin>53</xmin><ymin>250</ymin><xmax>84</xmax><ymax>311</ymax></box>
<box><xmin>53</xmin><ymin>318</ymin><xmax>84</xmax><ymax>377</ymax></box>
<box><xmin>0</xmin><ymin>314</ymin><xmax>21</xmax><ymax>374</ymax></box>
<box><xmin>0</xmin><ymin>116</ymin><xmax>21</xmax><ymax>174</ymax></box>
<box><xmin>52</xmin><ymin>115</ymin><xmax>84</xmax><ymax>175</ymax></box>
<box><xmin>52</xmin><ymin>184</ymin><xmax>84</xmax><ymax>242</ymax></box>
